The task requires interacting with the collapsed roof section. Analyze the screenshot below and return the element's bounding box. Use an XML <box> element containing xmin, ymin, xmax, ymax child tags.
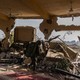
<box><xmin>0</xmin><ymin>0</ymin><xmax>80</xmax><ymax>48</ymax></box>
<box><xmin>0</xmin><ymin>0</ymin><xmax>80</xmax><ymax>20</ymax></box>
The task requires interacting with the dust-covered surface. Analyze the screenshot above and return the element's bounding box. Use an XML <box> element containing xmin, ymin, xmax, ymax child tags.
<box><xmin>0</xmin><ymin>64</ymin><xmax>64</xmax><ymax>80</ymax></box>
<box><xmin>0</xmin><ymin>63</ymin><xmax>79</xmax><ymax>80</ymax></box>
<box><xmin>0</xmin><ymin>63</ymin><xmax>51</xmax><ymax>80</ymax></box>
<box><xmin>0</xmin><ymin>40</ymin><xmax>80</xmax><ymax>80</ymax></box>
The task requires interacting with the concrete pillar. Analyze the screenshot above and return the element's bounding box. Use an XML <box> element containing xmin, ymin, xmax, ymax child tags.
<box><xmin>0</xmin><ymin>18</ymin><xmax>15</xmax><ymax>49</ymax></box>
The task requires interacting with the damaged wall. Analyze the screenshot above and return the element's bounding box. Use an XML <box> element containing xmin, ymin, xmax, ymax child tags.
<box><xmin>39</xmin><ymin>17</ymin><xmax>58</xmax><ymax>39</ymax></box>
<box><xmin>40</xmin><ymin>17</ymin><xmax>80</xmax><ymax>40</ymax></box>
<box><xmin>0</xmin><ymin>18</ymin><xmax>15</xmax><ymax>49</ymax></box>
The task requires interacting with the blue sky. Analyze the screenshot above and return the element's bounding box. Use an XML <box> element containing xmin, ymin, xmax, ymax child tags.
<box><xmin>1</xmin><ymin>17</ymin><xmax>80</xmax><ymax>41</ymax></box>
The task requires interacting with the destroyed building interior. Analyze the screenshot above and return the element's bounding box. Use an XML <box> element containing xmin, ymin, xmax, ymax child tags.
<box><xmin>0</xmin><ymin>0</ymin><xmax>80</xmax><ymax>80</ymax></box>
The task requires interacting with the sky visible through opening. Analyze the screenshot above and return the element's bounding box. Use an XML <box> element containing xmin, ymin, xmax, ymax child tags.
<box><xmin>14</xmin><ymin>17</ymin><xmax>80</xmax><ymax>42</ymax></box>
<box><xmin>1</xmin><ymin>17</ymin><xmax>80</xmax><ymax>41</ymax></box>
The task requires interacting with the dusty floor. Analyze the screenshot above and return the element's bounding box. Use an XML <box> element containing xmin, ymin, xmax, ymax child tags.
<box><xmin>0</xmin><ymin>64</ymin><xmax>53</xmax><ymax>80</ymax></box>
<box><xmin>0</xmin><ymin>63</ymin><xmax>79</xmax><ymax>80</ymax></box>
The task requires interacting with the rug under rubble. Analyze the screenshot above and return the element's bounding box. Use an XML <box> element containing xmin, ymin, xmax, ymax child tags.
<box><xmin>0</xmin><ymin>71</ymin><xmax>62</xmax><ymax>80</ymax></box>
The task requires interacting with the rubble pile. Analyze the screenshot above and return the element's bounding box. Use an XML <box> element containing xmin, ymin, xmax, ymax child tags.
<box><xmin>36</xmin><ymin>55</ymin><xmax>69</xmax><ymax>80</ymax></box>
<box><xmin>35</xmin><ymin>42</ymin><xmax>80</xmax><ymax>80</ymax></box>
<box><xmin>36</xmin><ymin>54</ymin><xmax>71</xmax><ymax>74</ymax></box>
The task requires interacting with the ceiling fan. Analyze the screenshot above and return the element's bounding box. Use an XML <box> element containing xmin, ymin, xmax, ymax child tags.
<box><xmin>68</xmin><ymin>0</ymin><xmax>80</xmax><ymax>21</ymax></box>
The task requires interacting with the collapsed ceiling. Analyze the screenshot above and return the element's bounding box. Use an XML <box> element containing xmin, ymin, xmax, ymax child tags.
<box><xmin>0</xmin><ymin>0</ymin><xmax>80</xmax><ymax>20</ymax></box>
<box><xmin>0</xmin><ymin>0</ymin><xmax>80</xmax><ymax>47</ymax></box>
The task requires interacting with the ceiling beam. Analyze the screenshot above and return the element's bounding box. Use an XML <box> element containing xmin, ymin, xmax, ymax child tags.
<box><xmin>15</xmin><ymin>16</ymin><xmax>42</xmax><ymax>19</ymax></box>
<box><xmin>21</xmin><ymin>0</ymin><xmax>50</xmax><ymax>19</ymax></box>
<box><xmin>0</xmin><ymin>12</ymin><xmax>9</xmax><ymax>20</ymax></box>
<box><xmin>55</xmin><ymin>25</ymin><xmax>80</xmax><ymax>30</ymax></box>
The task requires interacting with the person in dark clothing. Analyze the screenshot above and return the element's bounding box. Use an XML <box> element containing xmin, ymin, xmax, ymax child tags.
<box><xmin>25</xmin><ymin>40</ymin><xmax>41</xmax><ymax>70</ymax></box>
<box><xmin>30</xmin><ymin>40</ymin><xmax>41</xmax><ymax>70</ymax></box>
